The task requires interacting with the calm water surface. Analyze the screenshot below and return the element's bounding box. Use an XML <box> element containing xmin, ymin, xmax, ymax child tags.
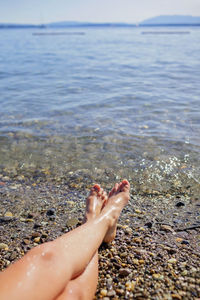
<box><xmin>0</xmin><ymin>27</ymin><xmax>200</xmax><ymax>193</ymax></box>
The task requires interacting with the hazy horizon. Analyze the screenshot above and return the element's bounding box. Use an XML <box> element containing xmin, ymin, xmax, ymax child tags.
<box><xmin>0</xmin><ymin>0</ymin><xmax>200</xmax><ymax>24</ymax></box>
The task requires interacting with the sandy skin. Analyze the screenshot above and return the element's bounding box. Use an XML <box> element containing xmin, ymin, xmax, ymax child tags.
<box><xmin>0</xmin><ymin>180</ymin><xmax>130</xmax><ymax>300</ymax></box>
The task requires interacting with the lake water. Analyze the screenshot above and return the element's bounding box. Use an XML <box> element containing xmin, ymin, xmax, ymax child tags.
<box><xmin>0</xmin><ymin>27</ymin><xmax>200</xmax><ymax>194</ymax></box>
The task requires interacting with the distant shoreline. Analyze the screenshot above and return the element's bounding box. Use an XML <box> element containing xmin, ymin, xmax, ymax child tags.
<box><xmin>0</xmin><ymin>23</ymin><xmax>200</xmax><ymax>29</ymax></box>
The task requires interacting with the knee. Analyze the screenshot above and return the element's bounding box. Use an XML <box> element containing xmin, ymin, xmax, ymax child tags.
<box><xmin>28</xmin><ymin>242</ymin><xmax>56</xmax><ymax>264</ymax></box>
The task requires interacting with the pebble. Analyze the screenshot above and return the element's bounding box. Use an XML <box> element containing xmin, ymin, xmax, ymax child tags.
<box><xmin>135</xmin><ymin>209</ymin><xmax>142</xmax><ymax>214</ymax></box>
<box><xmin>9</xmin><ymin>252</ymin><xmax>17</xmax><ymax>260</ymax></box>
<box><xmin>181</xmin><ymin>270</ymin><xmax>188</xmax><ymax>276</ymax></box>
<box><xmin>66</xmin><ymin>218</ymin><xmax>79</xmax><ymax>227</ymax></box>
<box><xmin>168</xmin><ymin>258</ymin><xmax>177</xmax><ymax>264</ymax></box>
<box><xmin>4</xmin><ymin>212</ymin><xmax>13</xmax><ymax>217</ymax></box>
<box><xmin>46</xmin><ymin>208</ymin><xmax>56</xmax><ymax>216</ymax></box>
<box><xmin>176</xmin><ymin>202</ymin><xmax>185</xmax><ymax>207</ymax></box>
<box><xmin>132</xmin><ymin>237</ymin><xmax>142</xmax><ymax>244</ymax></box>
<box><xmin>116</xmin><ymin>288</ymin><xmax>124</xmax><ymax>295</ymax></box>
<box><xmin>34</xmin><ymin>237</ymin><xmax>41</xmax><ymax>243</ymax></box>
<box><xmin>23</xmin><ymin>239</ymin><xmax>30</xmax><ymax>245</ymax></box>
<box><xmin>0</xmin><ymin>243</ymin><xmax>8</xmax><ymax>250</ymax></box>
<box><xmin>119</xmin><ymin>268</ymin><xmax>131</xmax><ymax>276</ymax></box>
<box><xmin>171</xmin><ymin>294</ymin><xmax>182</xmax><ymax>300</ymax></box>
<box><xmin>181</xmin><ymin>240</ymin><xmax>190</xmax><ymax>245</ymax></box>
<box><xmin>32</xmin><ymin>232</ymin><xmax>40</xmax><ymax>238</ymax></box>
<box><xmin>160</xmin><ymin>225</ymin><xmax>174</xmax><ymax>233</ymax></box>
<box><xmin>107</xmin><ymin>290</ymin><xmax>116</xmax><ymax>297</ymax></box>
<box><xmin>100</xmin><ymin>289</ymin><xmax>107</xmax><ymax>296</ymax></box>
<box><xmin>176</xmin><ymin>238</ymin><xmax>183</xmax><ymax>243</ymax></box>
<box><xmin>124</xmin><ymin>227</ymin><xmax>132</xmax><ymax>235</ymax></box>
<box><xmin>152</xmin><ymin>273</ymin><xmax>164</xmax><ymax>280</ymax></box>
<box><xmin>125</xmin><ymin>281</ymin><xmax>135</xmax><ymax>291</ymax></box>
<box><xmin>0</xmin><ymin>216</ymin><xmax>14</xmax><ymax>223</ymax></box>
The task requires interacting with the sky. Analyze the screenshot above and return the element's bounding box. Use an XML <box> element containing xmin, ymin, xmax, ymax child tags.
<box><xmin>0</xmin><ymin>0</ymin><xmax>200</xmax><ymax>24</ymax></box>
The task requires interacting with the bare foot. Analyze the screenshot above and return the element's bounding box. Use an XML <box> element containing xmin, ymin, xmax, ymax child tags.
<box><xmin>84</xmin><ymin>184</ymin><xmax>108</xmax><ymax>222</ymax></box>
<box><xmin>102</xmin><ymin>180</ymin><xmax>130</xmax><ymax>243</ymax></box>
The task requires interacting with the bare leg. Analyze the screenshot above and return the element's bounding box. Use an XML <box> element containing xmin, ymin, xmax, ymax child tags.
<box><xmin>103</xmin><ymin>179</ymin><xmax>130</xmax><ymax>242</ymax></box>
<box><xmin>0</xmin><ymin>180</ymin><xmax>130</xmax><ymax>300</ymax></box>
<box><xmin>56</xmin><ymin>180</ymin><xmax>130</xmax><ymax>300</ymax></box>
<box><xmin>56</xmin><ymin>185</ymin><xmax>107</xmax><ymax>300</ymax></box>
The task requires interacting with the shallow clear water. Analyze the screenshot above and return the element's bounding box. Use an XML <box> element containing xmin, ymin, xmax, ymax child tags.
<box><xmin>0</xmin><ymin>27</ymin><xmax>200</xmax><ymax>193</ymax></box>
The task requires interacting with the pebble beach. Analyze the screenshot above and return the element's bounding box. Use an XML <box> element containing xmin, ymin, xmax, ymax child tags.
<box><xmin>0</xmin><ymin>169</ymin><xmax>199</xmax><ymax>299</ymax></box>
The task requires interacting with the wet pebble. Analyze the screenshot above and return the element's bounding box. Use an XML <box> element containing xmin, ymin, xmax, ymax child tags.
<box><xmin>107</xmin><ymin>290</ymin><xmax>116</xmax><ymax>297</ymax></box>
<box><xmin>176</xmin><ymin>202</ymin><xmax>185</xmax><ymax>207</ymax></box>
<box><xmin>119</xmin><ymin>268</ymin><xmax>131</xmax><ymax>277</ymax></box>
<box><xmin>100</xmin><ymin>289</ymin><xmax>107</xmax><ymax>297</ymax></box>
<box><xmin>4</xmin><ymin>212</ymin><xmax>13</xmax><ymax>217</ymax></box>
<box><xmin>160</xmin><ymin>224</ymin><xmax>174</xmax><ymax>233</ymax></box>
<box><xmin>66</xmin><ymin>218</ymin><xmax>79</xmax><ymax>227</ymax></box>
<box><xmin>0</xmin><ymin>243</ymin><xmax>8</xmax><ymax>250</ymax></box>
<box><xmin>46</xmin><ymin>208</ymin><xmax>56</xmax><ymax>216</ymax></box>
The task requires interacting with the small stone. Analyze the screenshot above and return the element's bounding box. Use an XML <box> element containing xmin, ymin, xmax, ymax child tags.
<box><xmin>119</xmin><ymin>268</ymin><xmax>131</xmax><ymax>276</ymax></box>
<box><xmin>34</xmin><ymin>237</ymin><xmax>41</xmax><ymax>243</ymax></box>
<box><xmin>116</xmin><ymin>288</ymin><xmax>124</xmax><ymax>295</ymax></box>
<box><xmin>181</xmin><ymin>270</ymin><xmax>188</xmax><ymax>276</ymax></box>
<box><xmin>139</xmin><ymin>259</ymin><xmax>145</xmax><ymax>264</ymax></box>
<box><xmin>0</xmin><ymin>243</ymin><xmax>8</xmax><ymax>250</ymax></box>
<box><xmin>107</xmin><ymin>290</ymin><xmax>116</xmax><ymax>297</ymax></box>
<box><xmin>23</xmin><ymin>239</ymin><xmax>30</xmax><ymax>245</ymax></box>
<box><xmin>66</xmin><ymin>218</ymin><xmax>79</xmax><ymax>227</ymax></box>
<box><xmin>176</xmin><ymin>238</ymin><xmax>183</xmax><ymax>243</ymax></box>
<box><xmin>171</xmin><ymin>294</ymin><xmax>182</xmax><ymax>300</ymax></box>
<box><xmin>120</xmin><ymin>252</ymin><xmax>127</xmax><ymax>258</ymax></box>
<box><xmin>32</xmin><ymin>232</ymin><xmax>40</xmax><ymax>238</ymax></box>
<box><xmin>0</xmin><ymin>216</ymin><xmax>14</xmax><ymax>223</ymax></box>
<box><xmin>181</xmin><ymin>240</ymin><xmax>190</xmax><ymax>245</ymax></box>
<box><xmin>145</xmin><ymin>222</ymin><xmax>153</xmax><ymax>228</ymax></box>
<box><xmin>138</xmin><ymin>227</ymin><xmax>145</xmax><ymax>231</ymax></box>
<box><xmin>125</xmin><ymin>281</ymin><xmax>135</xmax><ymax>291</ymax></box>
<box><xmin>25</xmin><ymin>219</ymin><xmax>34</xmax><ymax>222</ymax></box>
<box><xmin>152</xmin><ymin>273</ymin><xmax>164</xmax><ymax>280</ymax></box>
<box><xmin>100</xmin><ymin>289</ymin><xmax>107</xmax><ymax>296</ymax></box>
<box><xmin>41</xmin><ymin>233</ymin><xmax>48</xmax><ymax>238</ymax></box>
<box><xmin>9</xmin><ymin>252</ymin><xmax>17</xmax><ymax>261</ymax></box>
<box><xmin>135</xmin><ymin>209</ymin><xmax>142</xmax><ymax>214</ymax></box>
<box><xmin>4</xmin><ymin>211</ymin><xmax>13</xmax><ymax>217</ymax></box>
<box><xmin>124</xmin><ymin>227</ymin><xmax>132</xmax><ymax>235</ymax></box>
<box><xmin>176</xmin><ymin>202</ymin><xmax>185</xmax><ymax>207</ymax></box>
<box><xmin>132</xmin><ymin>237</ymin><xmax>142</xmax><ymax>244</ymax></box>
<box><xmin>67</xmin><ymin>201</ymin><xmax>75</xmax><ymax>206</ymax></box>
<box><xmin>20</xmin><ymin>218</ymin><xmax>26</xmax><ymax>222</ymax></box>
<box><xmin>168</xmin><ymin>258</ymin><xmax>177</xmax><ymax>264</ymax></box>
<box><xmin>46</xmin><ymin>208</ymin><xmax>56</xmax><ymax>216</ymax></box>
<box><xmin>132</xmin><ymin>259</ymin><xmax>139</xmax><ymax>265</ymax></box>
<box><xmin>160</xmin><ymin>225</ymin><xmax>174</xmax><ymax>233</ymax></box>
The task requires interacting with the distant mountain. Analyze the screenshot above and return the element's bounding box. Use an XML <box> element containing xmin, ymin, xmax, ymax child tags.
<box><xmin>47</xmin><ymin>21</ymin><xmax>135</xmax><ymax>27</ymax></box>
<box><xmin>1</xmin><ymin>15</ymin><xmax>200</xmax><ymax>29</ymax></box>
<box><xmin>140</xmin><ymin>15</ymin><xmax>200</xmax><ymax>25</ymax></box>
<box><xmin>0</xmin><ymin>23</ymin><xmax>44</xmax><ymax>29</ymax></box>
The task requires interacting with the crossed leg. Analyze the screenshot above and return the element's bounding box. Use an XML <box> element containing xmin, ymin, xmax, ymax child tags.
<box><xmin>56</xmin><ymin>180</ymin><xmax>130</xmax><ymax>300</ymax></box>
<box><xmin>56</xmin><ymin>185</ymin><xmax>107</xmax><ymax>300</ymax></box>
<box><xmin>0</xmin><ymin>180</ymin><xmax>130</xmax><ymax>300</ymax></box>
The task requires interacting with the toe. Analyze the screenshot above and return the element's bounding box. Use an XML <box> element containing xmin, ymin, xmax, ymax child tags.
<box><xmin>120</xmin><ymin>180</ymin><xmax>130</xmax><ymax>192</ymax></box>
<box><xmin>93</xmin><ymin>184</ymin><xmax>101</xmax><ymax>192</ymax></box>
<box><xmin>109</xmin><ymin>183</ymin><xmax>119</xmax><ymax>197</ymax></box>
